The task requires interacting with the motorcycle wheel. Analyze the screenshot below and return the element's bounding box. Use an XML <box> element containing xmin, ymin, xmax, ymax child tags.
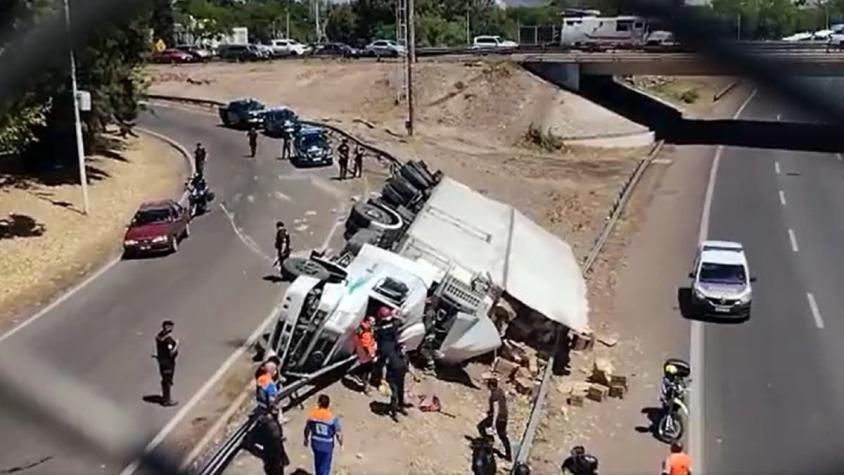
<box><xmin>657</xmin><ymin>412</ymin><xmax>684</xmax><ymax>443</ymax></box>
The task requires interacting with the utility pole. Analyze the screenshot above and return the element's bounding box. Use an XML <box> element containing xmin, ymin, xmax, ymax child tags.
<box><xmin>405</xmin><ymin>0</ymin><xmax>416</xmax><ymax>136</ymax></box>
<box><xmin>64</xmin><ymin>0</ymin><xmax>90</xmax><ymax>215</ymax></box>
<box><xmin>465</xmin><ymin>4</ymin><xmax>471</xmax><ymax>46</ymax></box>
<box><xmin>286</xmin><ymin>0</ymin><xmax>291</xmax><ymax>39</ymax></box>
<box><xmin>314</xmin><ymin>0</ymin><xmax>321</xmax><ymax>42</ymax></box>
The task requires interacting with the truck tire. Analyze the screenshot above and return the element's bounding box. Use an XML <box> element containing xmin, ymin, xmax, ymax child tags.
<box><xmin>381</xmin><ymin>183</ymin><xmax>407</xmax><ymax>208</ymax></box>
<box><xmin>348</xmin><ymin>202</ymin><xmax>402</xmax><ymax>230</ymax></box>
<box><xmin>388</xmin><ymin>176</ymin><xmax>421</xmax><ymax>202</ymax></box>
<box><xmin>281</xmin><ymin>257</ymin><xmax>331</xmax><ymax>281</ymax></box>
<box><xmin>400</xmin><ymin>163</ymin><xmax>433</xmax><ymax>191</ymax></box>
<box><xmin>409</xmin><ymin>161</ymin><xmax>437</xmax><ymax>185</ymax></box>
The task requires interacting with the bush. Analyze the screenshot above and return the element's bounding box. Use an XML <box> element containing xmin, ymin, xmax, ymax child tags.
<box><xmin>525</xmin><ymin>123</ymin><xmax>563</xmax><ymax>151</ymax></box>
<box><xmin>680</xmin><ymin>88</ymin><xmax>700</xmax><ymax>104</ymax></box>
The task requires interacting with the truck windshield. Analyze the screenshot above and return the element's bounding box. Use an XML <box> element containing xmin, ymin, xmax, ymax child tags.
<box><xmin>699</xmin><ymin>263</ymin><xmax>746</xmax><ymax>285</ymax></box>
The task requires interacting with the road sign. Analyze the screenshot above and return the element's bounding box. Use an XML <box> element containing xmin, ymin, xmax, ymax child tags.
<box><xmin>75</xmin><ymin>90</ymin><xmax>91</xmax><ymax>112</ymax></box>
<box><xmin>154</xmin><ymin>38</ymin><xmax>166</xmax><ymax>52</ymax></box>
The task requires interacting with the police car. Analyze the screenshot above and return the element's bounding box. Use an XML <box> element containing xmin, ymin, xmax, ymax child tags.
<box><xmin>291</xmin><ymin>127</ymin><xmax>332</xmax><ymax>167</ymax></box>
<box><xmin>689</xmin><ymin>240</ymin><xmax>755</xmax><ymax>320</ymax></box>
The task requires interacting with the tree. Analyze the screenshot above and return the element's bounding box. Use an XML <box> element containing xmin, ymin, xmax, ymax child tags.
<box><xmin>326</xmin><ymin>4</ymin><xmax>358</xmax><ymax>43</ymax></box>
<box><xmin>152</xmin><ymin>0</ymin><xmax>176</xmax><ymax>46</ymax></box>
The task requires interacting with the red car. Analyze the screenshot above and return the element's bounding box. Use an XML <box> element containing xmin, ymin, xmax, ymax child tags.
<box><xmin>123</xmin><ymin>200</ymin><xmax>190</xmax><ymax>257</ymax></box>
<box><xmin>150</xmin><ymin>48</ymin><xmax>196</xmax><ymax>64</ymax></box>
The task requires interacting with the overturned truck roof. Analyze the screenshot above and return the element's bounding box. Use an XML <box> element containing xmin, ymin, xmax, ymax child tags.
<box><xmin>397</xmin><ymin>177</ymin><xmax>589</xmax><ymax>332</ymax></box>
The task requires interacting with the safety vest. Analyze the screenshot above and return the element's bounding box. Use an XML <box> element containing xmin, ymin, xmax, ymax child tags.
<box><xmin>255</xmin><ymin>373</ymin><xmax>277</xmax><ymax>411</ymax></box>
<box><xmin>354</xmin><ymin>328</ymin><xmax>376</xmax><ymax>363</ymax></box>
<box><xmin>664</xmin><ymin>452</ymin><xmax>691</xmax><ymax>475</ymax></box>
<box><xmin>306</xmin><ymin>407</ymin><xmax>339</xmax><ymax>452</ymax></box>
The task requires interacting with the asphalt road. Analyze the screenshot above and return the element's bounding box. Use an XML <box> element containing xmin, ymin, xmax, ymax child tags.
<box><xmin>703</xmin><ymin>80</ymin><xmax>844</xmax><ymax>475</ymax></box>
<box><xmin>0</xmin><ymin>104</ymin><xmax>351</xmax><ymax>475</ymax></box>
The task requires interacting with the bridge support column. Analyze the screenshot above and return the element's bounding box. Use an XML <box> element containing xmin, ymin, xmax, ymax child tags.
<box><xmin>522</xmin><ymin>62</ymin><xmax>581</xmax><ymax>92</ymax></box>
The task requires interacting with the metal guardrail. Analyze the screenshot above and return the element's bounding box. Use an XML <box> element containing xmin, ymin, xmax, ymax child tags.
<box><xmin>509</xmin><ymin>140</ymin><xmax>663</xmax><ymax>473</ymax></box>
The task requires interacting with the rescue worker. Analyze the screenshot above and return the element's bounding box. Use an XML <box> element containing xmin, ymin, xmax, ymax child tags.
<box><xmin>372</xmin><ymin>306</ymin><xmax>399</xmax><ymax>387</ymax></box>
<box><xmin>274</xmin><ymin>221</ymin><xmax>291</xmax><ymax>269</ymax></box>
<box><xmin>471</xmin><ymin>435</ymin><xmax>497</xmax><ymax>475</ymax></box>
<box><xmin>561</xmin><ymin>445</ymin><xmax>599</xmax><ymax>475</ymax></box>
<box><xmin>255</xmin><ymin>362</ymin><xmax>280</xmax><ymax>414</ymax></box>
<box><xmin>194</xmin><ymin>142</ymin><xmax>207</xmax><ymax>177</ymax></box>
<box><xmin>661</xmin><ymin>442</ymin><xmax>691</xmax><ymax>475</ymax></box>
<box><xmin>352</xmin><ymin>146</ymin><xmax>363</xmax><ymax>178</ymax></box>
<box><xmin>248</xmin><ymin>126</ymin><xmax>259</xmax><ymax>157</ymax></box>
<box><xmin>352</xmin><ymin>317</ymin><xmax>377</xmax><ymax>395</ymax></box>
<box><xmin>386</xmin><ymin>343</ymin><xmax>409</xmax><ymax>422</ymax></box>
<box><xmin>254</xmin><ymin>411</ymin><xmax>286</xmax><ymax>475</ymax></box>
<box><xmin>337</xmin><ymin>139</ymin><xmax>350</xmax><ymax>180</ymax></box>
<box><xmin>477</xmin><ymin>377</ymin><xmax>511</xmax><ymax>461</ymax></box>
<box><xmin>154</xmin><ymin>320</ymin><xmax>179</xmax><ymax>407</ymax></box>
<box><xmin>304</xmin><ymin>394</ymin><xmax>343</xmax><ymax>475</ymax></box>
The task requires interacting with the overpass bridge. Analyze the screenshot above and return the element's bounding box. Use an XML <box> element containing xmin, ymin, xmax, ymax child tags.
<box><xmin>426</xmin><ymin>51</ymin><xmax>844</xmax><ymax>90</ymax></box>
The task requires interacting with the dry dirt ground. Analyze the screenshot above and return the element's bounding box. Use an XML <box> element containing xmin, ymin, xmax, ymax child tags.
<box><xmin>0</xmin><ymin>133</ymin><xmax>188</xmax><ymax>331</ymax></box>
<box><xmin>145</xmin><ymin>60</ymin><xmax>673</xmax><ymax>474</ymax></box>
<box><xmin>624</xmin><ymin>75</ymin><xmax>737</xmax><ymax>116</ymax></box>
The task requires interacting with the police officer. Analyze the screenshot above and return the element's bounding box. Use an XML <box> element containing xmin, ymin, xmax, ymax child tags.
<box><xmin>274</xmin><ymin>221</ymin><xmax>291</xmax><ymax>269</ymax></box>
<box><xmin>352</xmin><ymin>146</ymin><xmax>363</xmax><ymax>178</ymax></box>
<box><xmin>471</xmin><ymin>435</ymin><xmax>497</xmax><ymax>475</ymax></box>
<box><xmin>372</xmin><ymin>307</ymin><xmax>399</xmax><ymax>387</ymax></box>
<box><xmin>385</xmin><ymin>344</ymin><xmax>409</xmax><ymax>422</ymax></box>
<box><xmin>304</xmin><ymin>394</ymin><xmax>343</xmax><ymax>475</ymax></box>
<box><xmin>154</xmin><ymin>320</ymin><xmax>179</xmax><ymax>407</ymax></box>
<box><xmin>194</xmin><ymin>143</ymin><xmax>207</xmax><ymax>177</ymax></box>
<box><xmin>248</xmin><ymin>126</ymin><xmax>259</xmax><ymax>157</ymax></box>
<box><xmin>337</xmin><ymin>139</ymin><xmax>350</xmax><ymax>180</ymax></box>
<box><xmin>561</xmin><ymin>445</ymin><xmax>599</xmax><ymax>475</ymax></box>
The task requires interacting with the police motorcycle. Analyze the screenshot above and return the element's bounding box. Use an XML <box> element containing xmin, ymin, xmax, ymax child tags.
<box><xmin>186</xmin><ymin>174</ymin><xmax>215</xmax><ymax>217</ymax></box>
<box><xmin>656</xmin><ymin>358</ymin><xmax>690</xmax><ymax>443</ymax></box>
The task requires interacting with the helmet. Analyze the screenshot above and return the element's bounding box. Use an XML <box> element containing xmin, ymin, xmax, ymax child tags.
<box><xmin>377</xmin><ymin>307</ymin><xmax>393</xmax><ymax>319</ymax></box>
<box><xmin>665</xmin><ymin>364</ymin><xmax>678</xmax><ymax>375</ymax></box>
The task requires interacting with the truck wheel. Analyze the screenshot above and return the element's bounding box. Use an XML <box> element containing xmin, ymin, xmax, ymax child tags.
<box><xmin>281</xmin><ymin>257</ymin><xmax>331</xmax><ymax>281</ymax></box>
<box><xmin>400</xmin><ymin>163</ymin><xmax>433</xmax><ymax>191</ymax></box>
<box><xmin>388</xmin><ymin>176</ymin><xmax>421</xmax><ymax>202</ymax></box>
<box><xmin>381</xmin><ymin>183</ymin><xmax>407</xmax><ymax>207</ymax></box>
<box><xmin>348</xmin><ymin>202</ymin><xmax>401</xmax><ymax>231</ymax></box>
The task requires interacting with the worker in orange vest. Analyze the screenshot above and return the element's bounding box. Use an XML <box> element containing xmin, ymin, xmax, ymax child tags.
<box><xmin>353</xmin><ymin>317</ymin><xmax>377</xmax><ymax>395</ymax></box>
<box><xmin>662</xmin><ymin>441</ymin><xmax>692</xmax><ymax>475</ymax></box>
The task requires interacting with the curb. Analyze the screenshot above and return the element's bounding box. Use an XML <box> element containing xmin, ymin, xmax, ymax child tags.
<box><xmin>136</xmin><ymin>126</ymin><xmax>196</xmax><ymax>208</ymax></box>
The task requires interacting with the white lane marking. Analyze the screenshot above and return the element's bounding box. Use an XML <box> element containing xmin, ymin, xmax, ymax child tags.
<box><xmin>179</xmin><ymin>381</ymin><xmax>252</xmax><ymax>470</ymax></box>
<box><xmin>788</xmin><ymin>228</ymin><xmax>800</xmax><ymax>252</ymax></box>
<box><xmin>776</xmin><ymin>113</ymin><xmax>781</xmax><ymax>122</ymax></box>
<box><xmin>837</xmin><ymin>153</ymin><xmax>843</xmax><ymax>162</ymax></box>
<box><xmin>690</xmin><ymin>87</ymin><xmax>757</xmax><ymax>474</ymax></box>
<box><xmin>118</xmin><ymin>299</ymin><xmax>285</xmax><ymax>475</ymax></box>
<box><xmin>219</xmin><ymin>202</ymin><xmax>273</xmax><ymax>262</ymax></box>
<box><xmin>775</xmin><ymin>161</ymin><xmax>781</xmax><ymax>175</ymax></box>
<box><xmin>779</xmin><ymin>190</ymin><xmax>787</xmax><ymax>206</ymax></box>
<box><xmin>807</xmin><ymin>293</ymin><xmax>825</xmax><ymax>329</ymax></box>
<box><xmin>0</xmin><ymin>257</ymin><xmax>120</xmax><ymax>342</ymax></box>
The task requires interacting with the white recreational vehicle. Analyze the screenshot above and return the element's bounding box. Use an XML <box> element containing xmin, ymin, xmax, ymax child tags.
<box><xmin>561</xmin><ymin>15</ymin><xmax>648</xmax><ymax>49</ymax></box>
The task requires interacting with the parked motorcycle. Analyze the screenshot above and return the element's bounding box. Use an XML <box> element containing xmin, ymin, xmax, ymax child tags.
<box><xmin>656</xmin><ymin>358</ymin><xmax>690</xmax><ymax>443</ymax></box>
<box><xmin>186</xmin><ymin>175</ymin><xmax>214</xmax><ymax>217</ymax></box>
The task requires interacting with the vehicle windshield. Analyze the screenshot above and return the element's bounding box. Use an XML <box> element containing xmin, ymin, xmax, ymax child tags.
<box><xmin>133</xmin><ymin>209</ymin><xmax>171</xmax><ymax>226</ymax></box>
<box><xmin>301</xmin><ymin>134</ymin><xmax>326</xmax><ymax>149</ymax></box>
<box><xmin>698</xmin><ymin>262</ymin><xmax>746</xmax><ymax>285</ymax></box>
<box><xmin>233</xmin><ymin>100</ymin><xmax>263</xmax><ymax>111</ymax></box>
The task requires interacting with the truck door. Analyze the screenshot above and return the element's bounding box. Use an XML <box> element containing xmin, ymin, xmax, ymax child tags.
<box><xmin>437</xmin><ymin>312</ymin><xmax>501</xmax><ymax>364</ymax></box>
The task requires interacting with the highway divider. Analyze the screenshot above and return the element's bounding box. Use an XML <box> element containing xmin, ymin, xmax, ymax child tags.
<box><xmin>510</xmin><ymin>139</ymin><xmax>664</xmax><ymax>473</ymax></box>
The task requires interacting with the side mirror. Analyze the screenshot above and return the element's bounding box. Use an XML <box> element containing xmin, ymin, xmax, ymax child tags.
<box><xmin>750</xmin><ymin>276</ymin><xmax>757</xmax><ymax>283</ymax></box>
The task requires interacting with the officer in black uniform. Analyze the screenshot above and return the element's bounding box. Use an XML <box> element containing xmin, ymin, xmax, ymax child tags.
<box><xmin>248</xmin><ymin>126</ymin><xmax>259</xmax><ymax>157</ymax></box>
<box><xmin>274</xmin><ymin>221</ymin><xmax>291</xmax><ymax>269</ymax></box>
<box><xmin>155</xmin><ymin>320</ymin><xmax>179</xmax><ymax>407</ymax></box>
<box><xmin>337</xmin><ymin>139</ymin><xmax>350</xmax><ymax>179</ymax></box>
<box><xmin>372</xmin><ymin>307</ymin><xmax>399</xmax><ymax>387</ymax></box>
<box><xmin>194</xmin><ymin>143</ymin><xmax>207</xmax><ymax>177</ymax></box>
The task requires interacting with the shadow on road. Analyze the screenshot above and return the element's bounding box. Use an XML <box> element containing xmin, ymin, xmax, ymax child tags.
<box><xmin>635</xmin><ymin>406</ymin><xmax>663</xmax><ymax>440</ymax></box>
<box><xmin>0</xmin><ymin>214</ymin><xmax>45</xmax><ymax>240</ymax></box>
<box><xmin>142</xmin><ymin>395</ymin><xmax>165</xmax><ymax>405</ymax></box>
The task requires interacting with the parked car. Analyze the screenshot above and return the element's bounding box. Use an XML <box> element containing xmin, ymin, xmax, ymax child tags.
<box><xmin>688</xmin><ymin>240</ymin><xmax>755</xmax><ymax>320</ymax></box>
<box><xmin>254</xmin><ymin>43</ymin><xmax>274</xmax><ymax>59</ymax></box>
<box><xmin>364</xmin><ymin>39</ymin><xmax>405</xmax><ymax>57</ymax></box>
<box><xmin>643</xmin><ymin>31</ymin><xmax>681</xmax><ymax>52</ymax></box>
<box><xmin>218</xmin><ymin>98</ymin><xmax>267</xmax><ymax>128</ymax></box>
<box><xmin>269</xmin><ymin>38</ymin><xmax>312</xmax><ymax>57</ymax></box>
<box><xmin>263</xmin><ymin>107</ymin><xmax>298</xmax><ymax>137</ymax></box>
<box><xmin>150</xmin><ymin>48</ymin><xmax>196</xmax><ymax>64</ymax></box>
<box><xmin>218</xmin><ymin>44</ymin><xmax>264</xmax><ymax>61</ymax></box>
<box><xmin>312</xmin><ymin>42</ymin><xmax>360</xmax><ymax>58</ymax></box>
<box><xmin>292</xmin><ymin>126</ymin><xmax>332</xmax><ymax>167</ymax></box>
<box><xmin>174</xmin><ymin>44</ymin><xmax>212</xmax><ymax>61</ymax></box>
<box><xmin>123</xmin><ymin>200</ymin><xmax>190</xmax><ymax>257</ymax></box>
<box><xmin>472</xmin><ymin>35</ymin><xmax>518</xmax><ymax>49</ymax></box>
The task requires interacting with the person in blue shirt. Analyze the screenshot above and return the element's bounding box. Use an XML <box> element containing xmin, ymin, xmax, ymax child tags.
<box><xmin>304</xmin><ymin>394</ymin><xmax>343</xmax><ymax>475</ymax></box>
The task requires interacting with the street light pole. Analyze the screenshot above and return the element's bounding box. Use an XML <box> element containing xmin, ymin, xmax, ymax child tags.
<box><xmin>406</xmin><ymin>0</ymin><xmax>416</xmax><ymax>136</ymax></box>
<box><xmin>64</xmin><ymin>0</ymin><xmax>90</xmax><ymax>215</ymax></box>
<box><xmin>286</xmin><ymin>0</ymin><xmax>291</xmax><ymax>39</ymax></box>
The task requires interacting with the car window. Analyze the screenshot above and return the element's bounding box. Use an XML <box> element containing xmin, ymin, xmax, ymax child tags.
<box><xmin>133</xmin><ymin>209</ymin><xmax>171</xmax><ymax>226</ymax></box>
<box><xmin>698</xmin><ymin>262</ymin><xmax>746</xmax><ymax>285</ymax></box>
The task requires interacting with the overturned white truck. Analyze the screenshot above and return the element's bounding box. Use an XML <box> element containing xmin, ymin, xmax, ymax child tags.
<box><xmin>267</xmin><ymin>161</ymin><xmax>589</xmax><ymax>377</ymax></box>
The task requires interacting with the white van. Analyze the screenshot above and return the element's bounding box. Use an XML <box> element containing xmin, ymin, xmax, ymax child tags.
<box><xmin>561</xmin><ymin>15</ymin><xmax>648</xmax><ymax>49</ymax></box>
